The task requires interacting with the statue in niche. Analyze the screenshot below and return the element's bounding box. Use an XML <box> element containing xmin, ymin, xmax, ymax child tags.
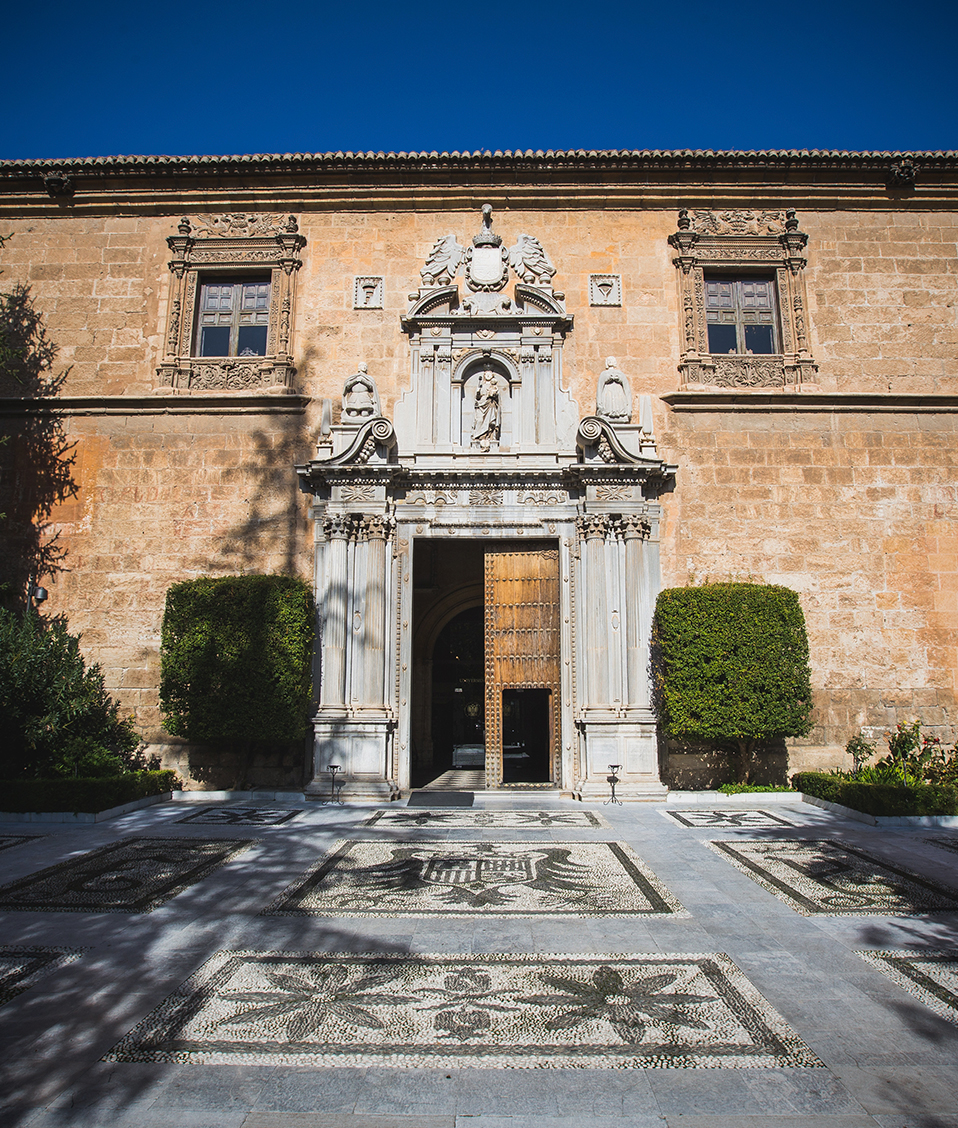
<box><xmin>420</xmin><ymin>234</ymin><xmax>464</xmax><ymax>287</ymax></box>
<box><xmin>509</xmin><ymin>233</ymin><xmax>557</xmax><ymax>286</ymax></box>
<box><xmin>471</xmin><ymin>370</ymin><xmax>501</xmax><ymax>452</ymax></box>
<box><xmin>342</xmin><ymin>362</ymin><xmax>381</xmax><ymax>420</ymax></box>
<box><xmin>596</xmin><ymin>357</ymin><xmax>633</xmax><ymax>423</ymax></box>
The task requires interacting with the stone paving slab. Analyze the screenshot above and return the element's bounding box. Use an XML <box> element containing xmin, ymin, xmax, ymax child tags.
<box><xmin>2</xmin><ymin>799</ymin><xmax>958</xmax><ymax>1127</ymax></box>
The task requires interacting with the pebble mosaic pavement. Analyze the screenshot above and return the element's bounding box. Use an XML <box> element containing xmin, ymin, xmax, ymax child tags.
<box><xmin>175</xmin><ymin>807</ymin><xmax>304</xmax><ymax>826</ymax></box>
<box><xmin>706</xmin><ymin>838</ymin><xmax>958</xmax><ymax>916</ymax></box>
<box><xmin>262</xmin><ymin>840</ymin><xmax>687</xmax><ymax>918</ymax></box>
<box><xmin>3</xmin><ymin>794</ymin><xmax>958</xmax><ymax>1128</ymax></box>
<box><xmin>104</xmin><ymin>950</ymin><xmax>822</xmax><ymax>1069</ymax></box>
<box><xmin>661</xmin><ymin>809</ymin><xmax>796</xmax><ymax>829</ymax></box>
<box><xmin>363</xmin><ymin>809</ymin><xmax>611</xmax><ymax>829</ymax></box>
<box><xmin>0</xmin><ymin>836</ymin><xmax>253</xmax><ymax>913</ymax></box>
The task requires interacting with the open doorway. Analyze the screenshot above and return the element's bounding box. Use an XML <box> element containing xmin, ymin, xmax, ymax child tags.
<box><xmin>502</xmin><ymin>687</ymin><xmax>552</xmax><ymax>783</ymax></box>
<box><xmin>411</xmin><ymin>538</ymin><xmax>560</xmax><ymax>790</ymax></box>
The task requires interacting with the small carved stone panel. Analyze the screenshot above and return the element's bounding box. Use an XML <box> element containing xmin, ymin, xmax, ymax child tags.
<box><xmin>589</xmin><ymin>275</ymin><xmax>622</xmax><ymax>307</ymax></box>
<box><xmin>354</xmin><ymin>277</ymin><xmax>384</xmax><ymax>309</ymax></box>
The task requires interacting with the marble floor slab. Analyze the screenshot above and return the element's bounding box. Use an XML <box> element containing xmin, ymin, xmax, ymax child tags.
<box><xmin>262</xmin><ymin>840</ymin><xmax>686</xmax><ymax>918</ymax></box>
<box><xmin>856</xmin><ymin>948</ymin><xmax>958</xmax><ymax>1025</ymax></box>
<box><xmin>662</xmin><ymin>810</ymin><xmax>796</xmax><ymax>830</ymax></box>
<box><xmin>364</xmin><ymin>810</ymin><xmax>611</xmax><ymax>830</ymax></box>
<box><xmin>0</xmin><ymin>836</ymin><xmax>253</xmax><ymax>913</ymax></box>
<box><xmin>0</xmin><ymin>945</ymin><xmax>82</xmax><ymax>1006</ymax></box>
<box><xmin>707</xmin><ymin>838</ymin><xmax>958</xmax><ymax>916</ymax></box>
<box><xmin>175</xmin><ymin>807</ymin><xmax>304</xmax><ymax>826</ymax></box>
<box><xmin>104</xmin><ymin>950</ymin><xmax>822</xmax><ymax>1070</ymax></box>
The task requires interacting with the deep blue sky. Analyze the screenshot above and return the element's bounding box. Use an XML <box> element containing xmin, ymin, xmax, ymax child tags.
<box><xmin>3</xmin><ymin>0</ymin><xmax>956</xmax><ymax>160</ymax></box>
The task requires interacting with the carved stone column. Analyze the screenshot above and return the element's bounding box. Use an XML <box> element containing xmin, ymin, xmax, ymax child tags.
<box><xmin>574</xmin><ymin>510</ymin><xmax>665</xmax><ymax>802</ymax></box>
<box><xmin>577</xmin><ymin>515</ymin><xmax>612</xmax><ymax>710</ymax></box>
<box><xmin>621</xmin><ymin>514</ymin><xmax>651</xmax><ymax>710</ymax></box>
<box><xmin>319</xmin><ymin>515</ymin><xmax>351</xmax><ymax>710</ymax></box>
<box><xmin>308</xmin><ymin>511</ymin><xmax>398</xmax><ymax>803</ymax></box>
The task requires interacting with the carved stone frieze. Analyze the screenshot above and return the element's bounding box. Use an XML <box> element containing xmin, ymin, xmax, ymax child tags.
<box><xmin>189</xmin><ymin>361</ymin><xmax>266</xmax><ymax>390</ymax></box>
<box><xmin>340</xmin><ymin>485</ymin><xmax>376</xmax><ymax>503</ymax></box>
<box><xmin>691</xmin><ymin>209</ymin><xmax>786</xmax><ymax>235</ymax></box>
<box><xmin>519</xmin><ymin>490</ymin><xmax>565</xmax><ymax>506</ymax></box>
<box><xmin>192</xmin><ymin>213</ymin><xmax>295</xmax><ymax>237</ymax></box>
<box><xmin>468</xmin><ymin>488</ymin><xmax>503</xmax><ymax>506</ymax></box>
<box><xmin>595</xmin><ymin>484</ymin><xmax>632</xmax><ymax>501</ymax></box>
<box><xmin>708</xmin><ymin>356</ymin><xmax>786</xmax><ymax>388</ymax></box>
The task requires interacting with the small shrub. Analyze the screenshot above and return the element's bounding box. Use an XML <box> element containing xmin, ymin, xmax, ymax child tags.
<box><xmin>845</xmin><ymin>730</ymin><xmax>877</xmax><ymax>773</ymax></box>
<box><xmin>0</xmin><ymin>608</ymin><xmax>143</xmax><ymax>779</ymax></box>
<box><xmin>653</xmin><ymin>582</ymin><xmax>812</xmax><ymax>782</ymax></box>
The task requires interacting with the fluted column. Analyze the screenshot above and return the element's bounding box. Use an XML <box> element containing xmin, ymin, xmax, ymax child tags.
<box><xmin>622</xmin><ymin>514</ymin><xmax>651</xmax><ymax>709</ymax></box>
<box><xmin>576</xmin><ymin>515</ymin><xmax>611</xmax><ymax>709</ymax></box>
<box><xmin>320</xmin><ymin>515</ymin><xmax>352</xmax><ymax>710</ymax></box>
<box><xmin>361</xmin><ymin>515</ymin><xmax>392</xmax><ymax>708</ymax></box>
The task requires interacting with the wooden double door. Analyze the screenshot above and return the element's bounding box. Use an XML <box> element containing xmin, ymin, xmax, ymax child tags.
<box><xmin>483</xmin><ymin>549</ymin><xmax>561</xmax><ymax>787</ymax></box>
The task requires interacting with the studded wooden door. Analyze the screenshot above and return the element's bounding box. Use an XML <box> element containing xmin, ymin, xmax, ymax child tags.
<box><xmin>484</xmin><ymin>549</ymin><xmax>561</xmax><ymax>787</ymax></box>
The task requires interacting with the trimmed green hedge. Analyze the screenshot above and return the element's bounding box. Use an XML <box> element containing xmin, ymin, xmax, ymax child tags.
<box><xmin>160</xmin><ymin>574</ymin><xmax>314</xmax><ymax>743</ymax></box>
<box><xmin>652</xmin><ymin>582</ymin><xmax>812</xmax><ymax>781</ymax></box>
<box><xmin>793</xmin><ymin>772</ymin><xmax>958</xmax><ymax>817</ymax></box>
<box><xmin>0</xmin><ymin>771</ymin><xmax>180</xmax><ymax>813</ymax></box>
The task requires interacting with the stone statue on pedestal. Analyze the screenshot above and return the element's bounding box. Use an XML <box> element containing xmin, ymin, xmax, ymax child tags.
<box><xmin>342</xmin><ymin>362</ymin><xmax>381</xmax><ymax>421</ymax></box>
<box><xmin>596</xmin><ymin>357</ymin><xmax>633</xmax><ymax>423</ymax></box>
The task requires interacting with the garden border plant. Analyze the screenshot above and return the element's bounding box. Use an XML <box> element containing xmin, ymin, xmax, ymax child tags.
<box><xmin>793</xmin><ymin>722</ymin><xmax>958</xmax><ymax>817</ymax></box>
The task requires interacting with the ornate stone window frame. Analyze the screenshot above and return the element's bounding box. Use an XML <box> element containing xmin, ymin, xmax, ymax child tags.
<box><xmin>158</xmin><ymin>214</ymin><xmax>305</xmax><ymax>393</ymax></box>
<box><xmin>668</xmin><ymin>208</ymin><xmax>818</xmax><ymax>390</ymax></box>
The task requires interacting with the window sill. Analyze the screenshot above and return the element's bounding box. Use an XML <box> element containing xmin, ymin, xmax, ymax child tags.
<box><xmin>661</xmin><ymin>390</ymin><xmax>958</xmax><ymax>413</ymax></box>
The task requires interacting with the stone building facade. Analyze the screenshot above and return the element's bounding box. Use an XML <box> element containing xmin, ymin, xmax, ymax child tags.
<box><xmin>0</xmin><ymin>150</ymin><xmax>955</xmax><ymax>794</ymax></box>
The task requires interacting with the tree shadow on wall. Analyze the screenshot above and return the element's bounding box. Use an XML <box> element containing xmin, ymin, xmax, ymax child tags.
<box><xmin>0</xmin><ymin>281</ymin><xmax>78</xmax><ymax>609</ymax></box>
<box><xmin>168</xmin><ymin>407</ymin><xmax>314</xmax><ymax>788</ymax></box>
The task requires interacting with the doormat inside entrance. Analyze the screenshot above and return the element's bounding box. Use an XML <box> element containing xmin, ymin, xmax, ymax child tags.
<box><xmin>104</xmin><ymin>950</ymin><xmax>823</xmax><ymax>1069</ymax></box>
<box><xmin>408</xmin><ymin>791</ymin><xmax>475</xmax><ymax>807</ymax></box>
<box><xmin>262</xmin><ymin>839</ymin><xmax>686</xmax><ymax>917</ymax></box>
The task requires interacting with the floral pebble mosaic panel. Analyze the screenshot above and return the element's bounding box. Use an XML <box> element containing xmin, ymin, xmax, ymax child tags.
<box><xmin>708</xmin><ymin>839</ymin><xmax>958</xmax><ymax>916</ymax></box>
<box><xmin>0</xmin><ymin>837</ymin><xmax>253</xmax><ymax>913</ymax></box>
<box><xmin>363</xmin><ymin>809</ymin><xmax>611</xmax><ymax>829</ymax></box>
<box><xmin>0</xmin><ymin>946</ymin><xmax>82</xmax><ymax>1007</ymax></box>
<box><xmin>175</xmin><ymin>807</ymin><xmax>303</xmax><ymax>826</ymax></box>
<box><xmin>263</xmin><ymin>839</ymin><xmax>686</xmax><ymax>918</ymax></box>
<box><xmin>856</xmin><ymin>949</ymin><xmax>958</xmax><ymax>1025</ymax></box>
<box><xmin>662</xmin><ymin>810</ymin><xmax>795</xmax><ymax>829</ymax></box>
<box><xmin>104</xmin><ymin>950</ymin><xmax>823</xmax><ymax>1069</ymax></box>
